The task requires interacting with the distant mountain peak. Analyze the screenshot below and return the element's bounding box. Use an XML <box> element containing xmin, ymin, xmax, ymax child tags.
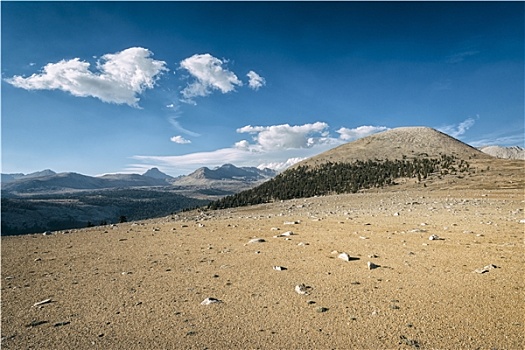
<box><xmin>479</xmin><ymin>145</ymin><xmax>525</xmax><ymax>160</ymax></box>
<box><xmin>143</xmin><ymin>167</ymin><xmax>173</xmax><ymax>180</ymax></box>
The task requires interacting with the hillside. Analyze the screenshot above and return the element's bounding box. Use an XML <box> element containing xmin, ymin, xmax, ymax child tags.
<box><xmin>294</xmin><ymin>126</ymin><xmax>490</xmax><ymax>169</ymax></box>
<box><xmin>208</xmin><ymin>127</ymin><xmax>520</xmax><ymax>210</ymax></box>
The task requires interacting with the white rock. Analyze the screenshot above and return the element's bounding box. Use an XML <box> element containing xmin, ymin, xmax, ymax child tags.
<box><xmin>338</xmin><ymin>252</ymin><xmax>351</xmax><ymax>261</ymax></box>
<box><xmin>428</xmin><ymin>234</ymin><xmax>442</xmax><ymax>240</ymax></box>
<box><xmin>520</xmin><ymin>219</ymin><xmax>525</xmax><ymax>224</ymax></box>
<box><xmin>274</xmin><ymin>231</ymin><xmax>294</xmax><ymax>238</ymax></box>
<box><xmin>248</xmin><ymin>238</ymin><xmax>266</xmax><ymax>244</ymax></box>
<box><xmin>474</xmin><ymin>264</ymin><xmax>498</xmax><ymax>274</ymax></box>
<box><xmin>273</xmin><ymin>266</ymin><xmax>287</xmax><ymax>271</ymax></box>
<box><xmin>201</xmin><ymin>297</ymin><xmax>222</xmax><ymax>305</ymax></box>
<box><xmin>284</xmin><ymin>221</ymin><xmax>300</xmax><ymax>225</ymax></box>
<box><xmin>33</xmin><ymin>299</ymin><xmax>52</xmax><ymax>307</ymax></box>
<box><xmin>295</xmin><ymin>284</ymin><xmax>311</xmax><ymax>295</ymax></box>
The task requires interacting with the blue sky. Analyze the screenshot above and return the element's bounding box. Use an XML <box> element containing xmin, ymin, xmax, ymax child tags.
<box><xmin>2</xmin><ymin>1</ymin><xmax>523</xmax><ymax>176</ymax></box>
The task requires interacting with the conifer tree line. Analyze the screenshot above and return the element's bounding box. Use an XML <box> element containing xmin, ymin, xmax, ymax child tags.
<box><xmin>207</xmin><ymin>155</ymin><xmax>469</xmax><ymax>210</ymax></box>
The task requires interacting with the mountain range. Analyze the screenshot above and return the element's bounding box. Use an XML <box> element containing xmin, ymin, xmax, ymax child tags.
<box><xmin>1</xmin><ymin>164</ymin><xmax>276</xmax><ymax>196</ymax></box>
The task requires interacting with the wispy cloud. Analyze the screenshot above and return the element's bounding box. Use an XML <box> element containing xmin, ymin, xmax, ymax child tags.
<box><xmin>247</xmin><ymin>70</ymin><xmax>266</xmax><ymax>90</ymax></box>
<box><xmin>437</xmin><ymin>117</ymin><xmax>476</xmax><ymax>138</ymax></box>
<box><xmin>170</xmin><ymin>135</ymin><xmax>191</xmax><ymax>144</ymax></box>
<box><xmin>336</xmin><ymin>125</ymin><xmax>389</xmax><ymax>141</ymax></box>
<box><xmin>5</xmin><ymin>47</ymin><xmax>168</xmax><ymax>107</ymax></box>
<box><xmin>446</xmin><ymin>50</ymin><xmax>479</xmax><ymax>64</ymax></box>
<box><xmin>179</xmin><ymin>54</ymin><xmax>242</xmax><ymax>104</ymax></box>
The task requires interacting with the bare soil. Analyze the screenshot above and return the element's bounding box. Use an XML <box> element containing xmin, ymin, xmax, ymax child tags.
<box><xmin>2</xmin><ymin>157</ymin><xmax>524</xmax><ymax>349</ymax></box>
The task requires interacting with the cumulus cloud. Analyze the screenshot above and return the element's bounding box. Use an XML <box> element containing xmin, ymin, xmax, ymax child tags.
<box><xmin>437</xmin><ymin>117</ymin><xmax>476</xmax><ymax>138</ymax></box>
<box><xmin>257</xmin><ymin>158</ymin><xmax>306</xmax><ymax>171</ymax></box>
<box><xmin>237</xmin><ymin>122</ymin><xmax>332</xmax><ymax>151</ymax></box>
<box><xmin>247</xmin><ymin>70</ymin><xmax>265</xmax><ymax>90</ymax></box>
<box><xmin>179</xmin><ymin>53</ymin><xmax>242</xmax><ymax>104</ymax></box>
<box><xmin>170</xmin><ymin>135</ymin><xmax>191</xmax><ymax>144</ymax></box>
<box><xmin>336</xmin><ymin>125</ymin><xmax>389</xmax><ymax>141</ymax></box>
<box><xmin>5</xmin><ymin>47</ymin><xmax>168</xmax><ymax>107</ymax></box>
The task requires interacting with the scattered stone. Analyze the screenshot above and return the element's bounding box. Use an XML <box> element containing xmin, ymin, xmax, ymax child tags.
<box><xmin>53</xmin><ymin>321</ymin><xmax>70</xmax><ymax>327</ymax></box>
<box><xmin>474</xmin><ymin>264</ymin><xmax>498</xmax><ymax>274</ymax></box>
<box><xmin>316</xmin><ymin>307</ymin><xmax>329</xmax><ymax>313</ymax></box>
<box><xmin>270</xmin><ymin>227</ymin><xmax>280</xmax><ymax>231</ymax></box>
<box><xmin>307</xmin><ymin>300</ymin><xmax>316</xmax><ymax>305</ymax></box>
<box><xmin>248</xmin><ymin>238</ymin><xmax>266</xmax><ymax>244</ymax></box>
<box><xmin>295</xmin><ymin>284</ymin><xmax>311</xmax><ymax>295</ymax></box>
<box><xmin>42</xmin><ymin>231</ymin><xmax>52</xmax><ymax>236</ymax></box>
<box><xmin>201</xmin><ymin>297</ymin><xmax>222</xmax><ymax>305</ymax></box>
<box><xmin>273</xmin><ymin>266</ymin><xmax>287</xmax><ymax>271</ymax></box>
<box><xmin>337</xmin><ymin>252</ymin><xmax>353</xmax><ymax>261</ymax></box>
<box><xmin>284</xmin><ymin>221</ymin><xmax>300</xmax><ymax>225</ymax></box>
<box><xmin>33</xmin><ymin>299</ymin><xmax>53</xmax><ymax>307</ymax></box>
<box><xmin>297</xmin><ymin>242</ymin><xmax>309</xmax><ymax>246</ymax></box>
<box><xmin>428</xmin><ymin>234</ymin><xmax>443</xmax><ymax>240</ymax></box>
<box><xmin>520</xmin><ymin>219</ymin><xmax>525</xmax><ymax>224</ymax></box>
<box><xmin>393</xmin><ymin>212</ymin><xmax>400</xmax><ymax>216</ymax></box>
<box><xmin>274</xmin><ymin>231</ymin><xmax>294</xmax><ymax>238</ymax></box>
<box><xmin>367</xmin><ymin>261</ymin><xmax>380</xmax><ymax>270</ymax></box>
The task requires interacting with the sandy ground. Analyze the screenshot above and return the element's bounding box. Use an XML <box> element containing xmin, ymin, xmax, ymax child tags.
<box><xmin>2</xmin><ymin>187</ymin><xmax>524</xmax><ymax>349</ymax></box>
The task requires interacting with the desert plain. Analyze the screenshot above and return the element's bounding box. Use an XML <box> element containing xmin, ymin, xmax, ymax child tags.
<box><xmin>1</xmin><ymin>159</ymin><xmax>524</xmax><ymax>349</ymax></box>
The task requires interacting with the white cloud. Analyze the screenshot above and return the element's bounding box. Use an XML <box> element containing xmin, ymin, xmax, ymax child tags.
<box><xmin>170</xmin><ymin>135</ymin><xmax>191</xmax><ymax>144</ymax></box>
<box><xmin>336</xmin><ymin>125</ymin><xmax>389</xmax><ymax>141</ymax></box>
<box><xmin>5</xmin><ymin>47</ymin><xmax>168</xmax><ymax>107</ymax></box>
<box><xmin>237</xmin><ymin>122</ymin><xmax>332</xmax><ymax>150</ymax></box>
<box><xmin>179</xmin><ymin>53</ymin><xmax>242</xmax><ymax>104</ymax></box>
<box><xmin>437</xmin><ymin>117</ymin><xmax>476</xmax><ymax>138</ymax></box>
<box><xmin>257</xmin><ymin>158</ymin><xmax>306</xmax><ymax>171</ymax></box>
<box><xmin>247</xmin><ymin>70</ymin><xmax>265</xmax><ymax>90</ymax></box>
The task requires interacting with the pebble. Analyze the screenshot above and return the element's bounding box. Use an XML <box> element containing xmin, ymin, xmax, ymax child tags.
<box><xmin>367</xmin><ymin>261</ymin><xmax>380</xmax><ymax>270</ymax></box>
<box><xmin>274</xmin><ymin>231</ymin><xmax>294</xmax><ymax>238</ymax></box>
<box><xmin>428</xmin><ymin>234</ymin><xmax>442</xmax><ymax>240</ymax></box>
<box><xmin>337</xmin><ymin>252</ymin><xmax>351</xmax><ymax>261</ymax></box>
<box><xmin>273</xmin><ymin>266</ymin><xmax>287</xmax><ymax>271</ymax></box>
<box><xmin>201</xmin><ymin>297</ymin><xmax>222</xmax><ymax>305</ymax></box>
<box><xmin>295</xmin><ymin>284</ymin><xmax>311</xmax><ymax>295</ymax></box>
<box><xmin>474</xmin><ymin>264</ymin><xmax>498</xmax><ymax>274</ymax></box>
<box><xmin>248</xmin><ymin>238</ymin><xmax>266</xmax><ymax>244</ymax></box>
<box><xmin>284</xmin><ymin>221</ymin><xmax>300</xmax><ymax>225</ymax></box>
<box><xmin>33</xmin><ymin>299</ymin><xmax>53</xmax><ymax>307</ymax></box>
